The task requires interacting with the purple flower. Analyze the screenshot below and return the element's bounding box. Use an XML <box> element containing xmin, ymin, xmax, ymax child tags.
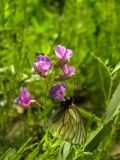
<box><xmin>34</xmin><ymin>55</ymin><xmax>52</xmax><ymax>77</ymax></box>
<box><xmin>55</xmin><ymin>45</ymin><xmax>73</xmax><ymax>67</ymax></box>
<box><xmin>49</xmin><ymin>83</ymin><xmax>66</xmax><ymax>101</ymax></box>
<box><xmin>14</xmin><ymin>87</ymin><xmax>36</xmax><ymax>108</ymax></box>
<box><xmin>55</xmin><ymin>65</ymin><xmax>75</xmax><ymax>81</ymax></box>
<box><xmin>62</xmin><ymin>64</ymin><xmax>75</xmax><ymax>77</ymax></box>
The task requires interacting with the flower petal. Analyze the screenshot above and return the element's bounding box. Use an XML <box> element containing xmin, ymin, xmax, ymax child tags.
<box><xmin>55</xmin><ymin>45</ymin><xmax>73</xmax><ymax>61</ymax></box>
<box><xmin>66</xmin><ymin>49</ymin><xmax>73</xmax><ymax>59</ymax></box>
<box><xmin>62</xmin><ymin>65</ymin><xmax>75</xmax><ymax>77</ymax></box>
<box><xmin>55</xmin><ymin>45</ymin><xmax>67</xmax><ymax>59</ymax></box>
<box><xmin>14</xmin><ymin>97</ymin><xmax>21</xmax><ymax>105</ymax></box>
<box><xmin>61</xmin><ymin>65</ymin><xmax>69</xmax><ymax>75</ymax></box>
<box><xmin>49</xmin><ymin>83</ymin><xmax>66</xmax><ymax>101</ymax></box>
<box><xmin>60</xmin><ymin>83</ymin><xmax>66</xmax><ymax>94</ymax></box>
<box><xmin>34</xmin><ymin>55</ymin><xmax>52</xmax><ymax>77</ymax></box>
<box><xmin>20</xmin><ymin>87</ymin><xmax>30</xmax><ymax>99</ymax></box>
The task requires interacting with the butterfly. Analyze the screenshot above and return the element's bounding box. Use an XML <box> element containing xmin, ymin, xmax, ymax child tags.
<box><xmin>50</xmin><ymin>97</ymin><xmax>86</xmax><ymax>144</ymax></box>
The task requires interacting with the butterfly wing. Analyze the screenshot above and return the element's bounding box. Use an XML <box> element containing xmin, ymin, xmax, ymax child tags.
<box><xmin>50</xmin><ymin>104</ymin><xmax>86</xmax><ymax>144</ymax></box>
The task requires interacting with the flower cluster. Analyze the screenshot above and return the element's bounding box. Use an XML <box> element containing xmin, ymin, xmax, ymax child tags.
<box><xmin>55</xmin><ymin>45</ymin><xmax>75</xmax><ymax>80</ymax></box>
<box><xmin>14</xmin><ymin>45</ymin><xmax>75</xmax><ymax>108</ymax></box>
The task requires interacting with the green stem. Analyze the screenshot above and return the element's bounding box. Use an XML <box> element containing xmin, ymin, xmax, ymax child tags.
<box><xmin>35</xmin><ymin>101</ymin><xmax>44</xmax><ymax>109</ymax></box>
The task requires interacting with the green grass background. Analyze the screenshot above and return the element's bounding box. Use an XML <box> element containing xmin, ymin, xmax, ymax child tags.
<box><xmin>0</xmin><ymin>0</ymin><xmax>120</xmax><ymax>159</ymax></box>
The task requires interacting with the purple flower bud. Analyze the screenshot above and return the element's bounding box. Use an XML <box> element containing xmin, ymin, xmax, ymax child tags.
<box><xmin>14</xmin><ymin>87</ymin><xmax>36</xmax><ymax>108</ymax></box>
<box><xmin>61</xmin><ymin>64</ymin><xmax>75</xmax><ymax>77</ymax></box>
<box><xmin>55</xmin><ymin>45</ymin><xmax>73</xmax><ymax>67</ymax></box>
<box><xmin>49</xmin><ymin>83</ymin><xmax>66</xmax><ymax>101</ymax></box>
<box><xmin>34</xmin><ymin>55</ymin><xmax>52</xmax><ymax>77</ymax></box>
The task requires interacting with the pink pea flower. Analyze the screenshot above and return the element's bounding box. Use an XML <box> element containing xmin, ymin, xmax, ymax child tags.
<box><xmin>14</xmin><ymin>87</ymin><xmax>36</xmax><ymax>108</ymax></box>
<box><xmin>55</xmin><ymin>45</ymin><xmax>73</xmax><ymax>67</ymax></box>
<box><xmin>55</xmin><ymin>64</ymin><xmax>75</xmax><ymax>81</ymax></box>
<box><xmin>34</xmin><ymin>55</ymin><xmax>52</xmax><ymax>77</ymax></box>
<box><xmin>62</xmin><ymin>64</ymin><xmax>75</xmax><ymax>77</ymax></box>
<box><xmin>49</xmin><ymin>83</ymin><xmax>66</xmax><ymax>101</ymax></box>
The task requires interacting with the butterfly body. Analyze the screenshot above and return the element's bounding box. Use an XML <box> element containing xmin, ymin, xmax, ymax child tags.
<box><xmin>50</xmin><ymin>98</ymin><xmax>86</xmax><ymax>144</ymax></box>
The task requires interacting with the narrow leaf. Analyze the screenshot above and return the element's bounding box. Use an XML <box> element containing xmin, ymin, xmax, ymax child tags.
<box><xmin>104</xmin><ymin>82</ymin><xmax>120</xmax><ymax>123</ymax></box>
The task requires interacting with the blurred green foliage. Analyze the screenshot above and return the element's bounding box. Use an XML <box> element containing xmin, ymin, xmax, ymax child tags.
<box><xmin>0</xmin><ymin>0</ymin><xmax>120</xmax><ymax>159</ymax></box>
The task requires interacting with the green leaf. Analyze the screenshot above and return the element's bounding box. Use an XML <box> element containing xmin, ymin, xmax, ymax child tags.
<box><xmin>84</xmin><ymin>123</ymin><xmax>110</xmax><ymax>151</ymax></box>
<box><xmin>25</xmin><ymin>144</ymin><xmax>39</xmax><ymax>160</ymax></box>
<box><xmin>84</xmin><ymin>82</ymin><xmax>120</xmax><ymax>151</ymax></box>
<box><xmin>103</xmin><ymin>82</ymin><xmax>120</xmax><ymax>123</ymax></box>
<box><xmin>13</xmin><ymin>137</ymin><xmax>32</xmax><ymax>160</ymax></box>
<box><xmin>1</xmin><ymin>148</ymin><xmax>16</xmax><ymax>160</ymax></box>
